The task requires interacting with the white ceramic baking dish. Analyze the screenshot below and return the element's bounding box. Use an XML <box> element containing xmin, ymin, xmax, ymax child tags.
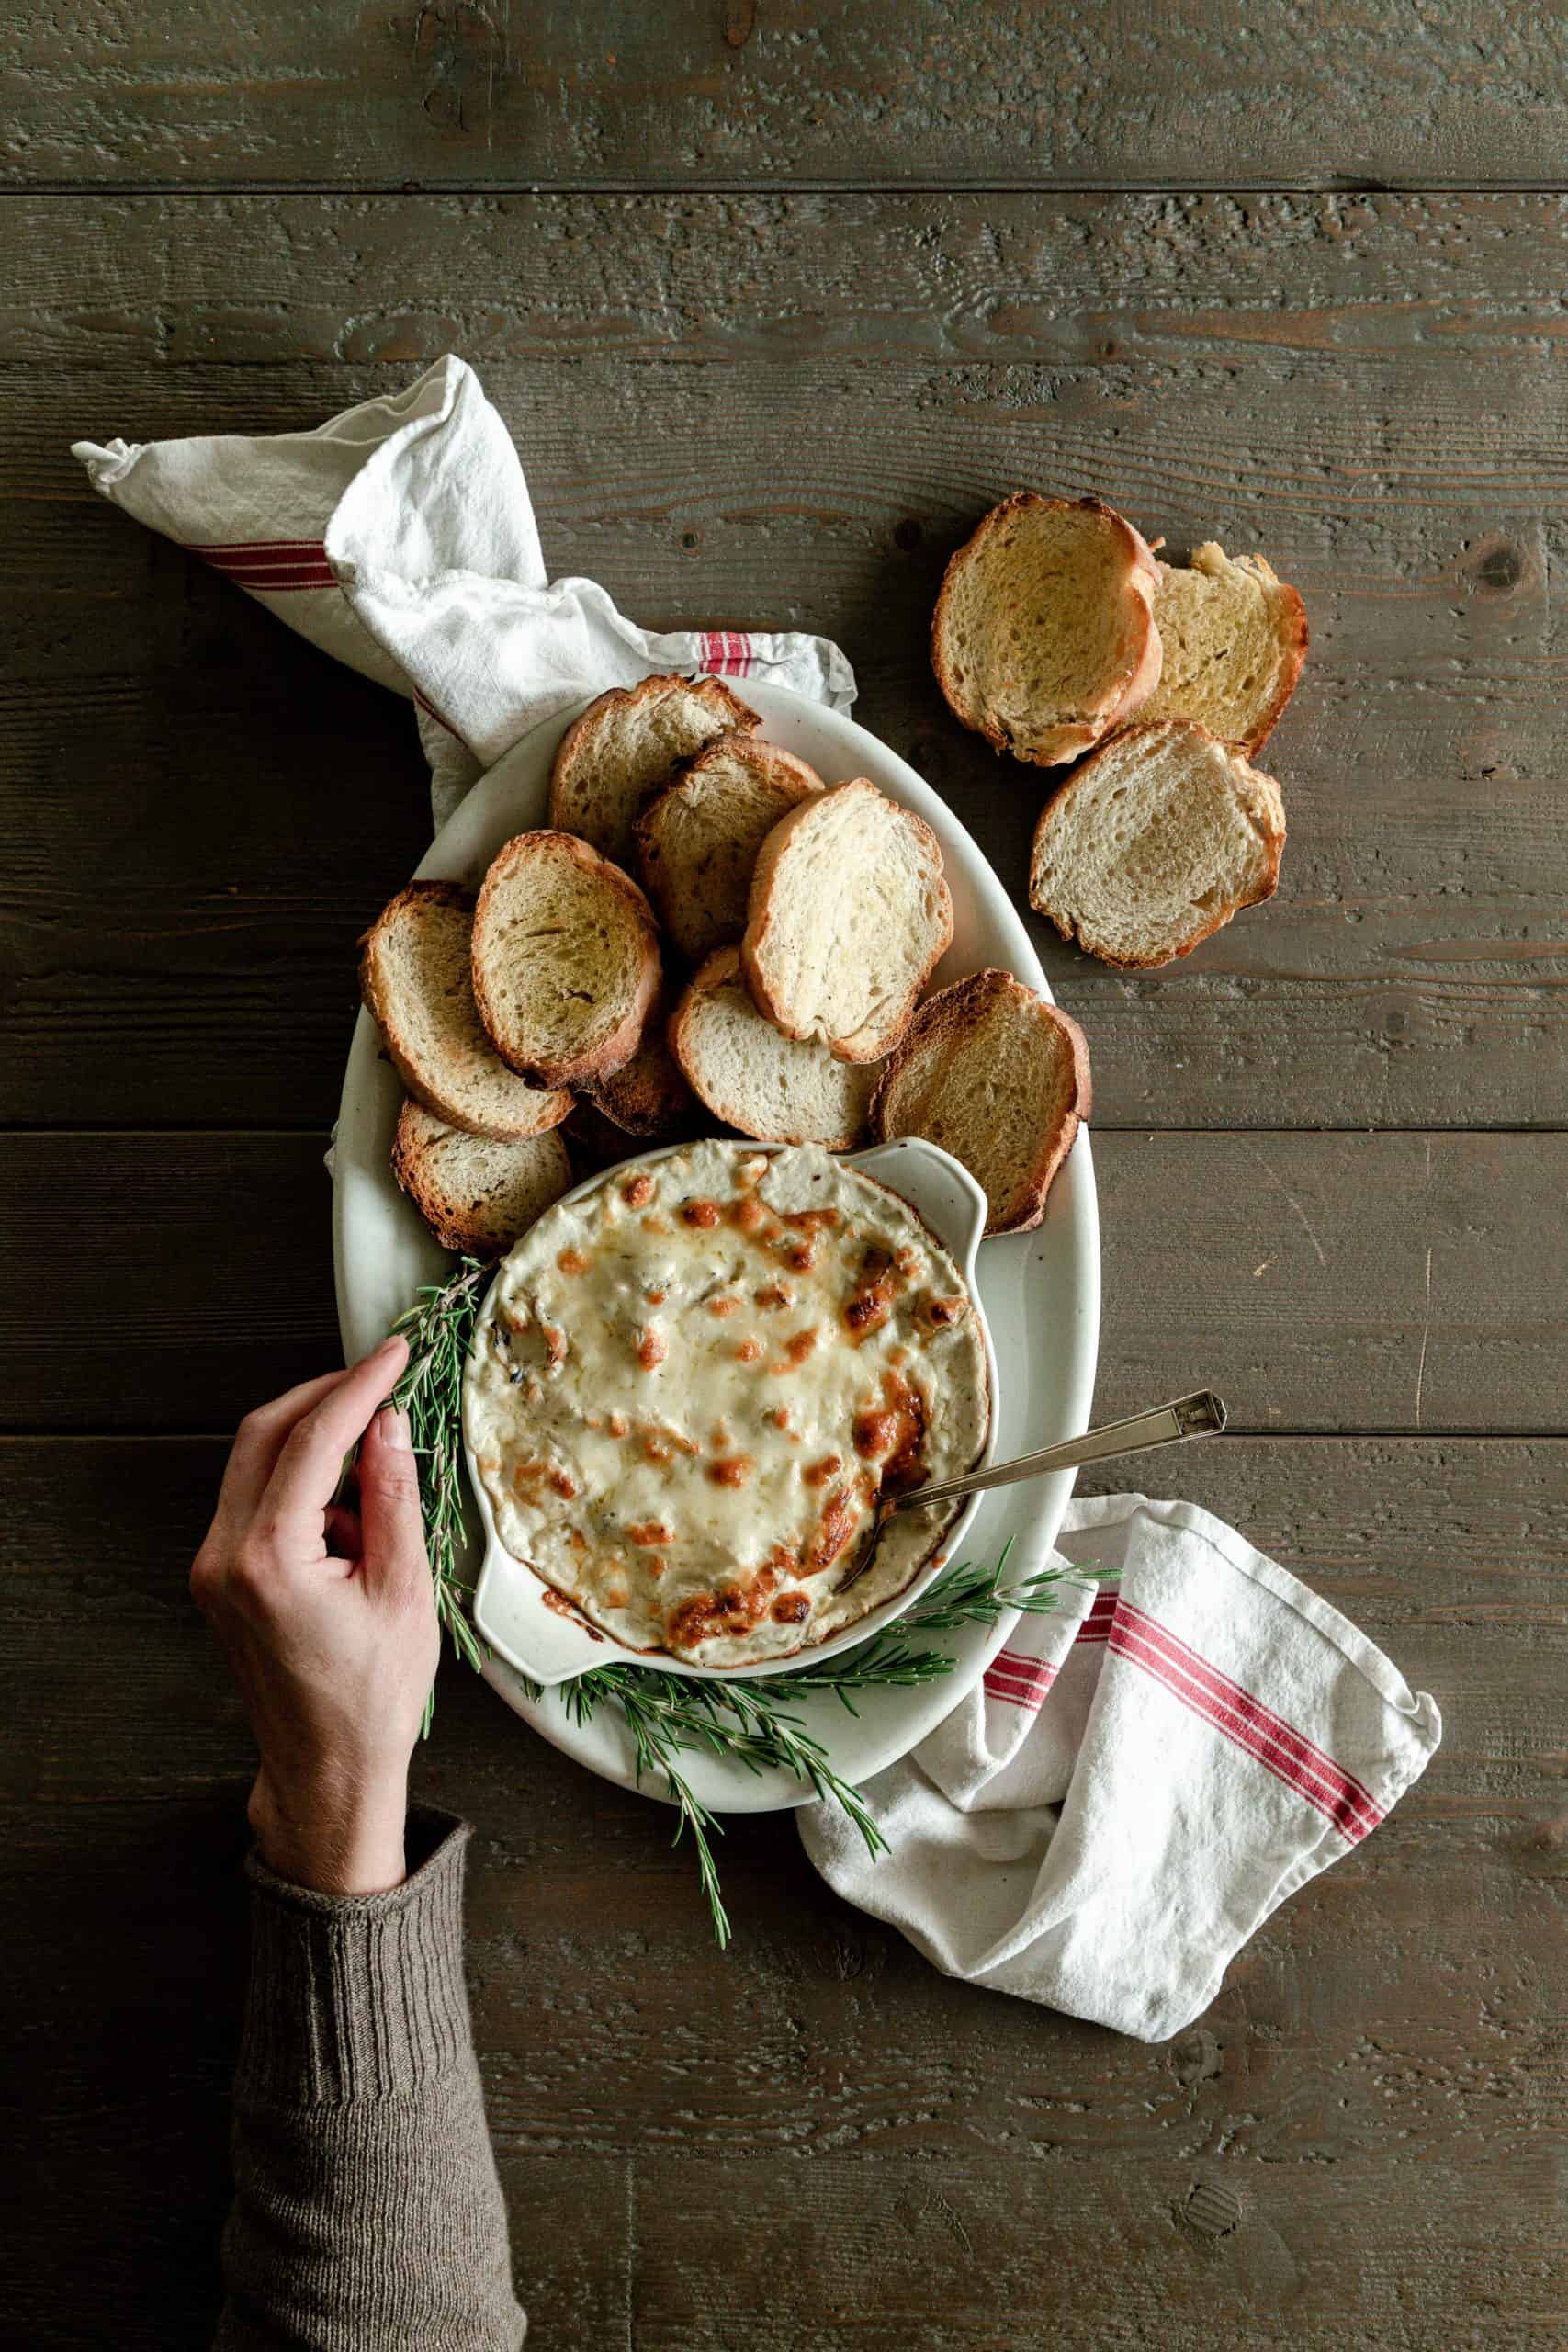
<box><xmin>465</xmin><ymin>1134</ymin><xmax>998</xmax><ymax>1685</ymax></box>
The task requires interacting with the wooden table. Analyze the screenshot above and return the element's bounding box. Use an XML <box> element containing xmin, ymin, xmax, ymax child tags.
<box><xmin>5</xmin><ymin>15</ymin><xmax>1566</xmax><ymax>2346</ymax></box>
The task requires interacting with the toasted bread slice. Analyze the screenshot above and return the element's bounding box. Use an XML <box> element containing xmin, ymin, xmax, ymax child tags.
<box><xmin>548</xmin><ymin>673</ymin><xmax>761</xmax><ymax>866</ymax></box>
<box><xmin>636</xmin><ymin>733</ymin><xmax>823</xmax><ymax>965</ymax></box>
<box><xmin>671</xmin><ymin>945</ymin><xmax>879</xmax><ymax>1148</ymax></box>
<box><xmin>742</xmin><ymin>780</ymin><xmax>953</xmax><ymax>1063</ymax></box>
<box><xmin>391</xmin><ymin>1099</ymin><xmax>572</xmax><ymax>1256</ymax></box>
<box><xmin>1028</xmin><ymin>720</ymin><xmax>1286</xmax><ymax>970</ymax></box>
<box><xmin>931</xmin><ymin>492</ymin><xmax>1162</xmax><ymax>766</ymax></box>
<box><xmin>1142</xmin><ymin>541</ymin><xmax>1307</xmax><ymax>754</ymax></box>
<box><xmin>358</xmin><ymin>881</ymin><xmax>572</xmax><ymax>1141</ymax></box>
<box><xmin>870</xmin><ymin>968</ymin><xmax>1089</xmax><ymax>1235</ymax></box>
<box><xmin>585</xmin><ymin>985</ymin><xmax>698</xmax><ymax>1138</ymax></box>
<box><xmin>471</xmin><ymin>831</ymin><xmax>661</xmax><ymax>1088</ymax></box>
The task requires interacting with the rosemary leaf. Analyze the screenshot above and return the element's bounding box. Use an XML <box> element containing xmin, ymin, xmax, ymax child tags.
<box><xmin>378</xmin><ymin>1255</ymin><xmax>495</xmax><ymax>1734</ymax></box>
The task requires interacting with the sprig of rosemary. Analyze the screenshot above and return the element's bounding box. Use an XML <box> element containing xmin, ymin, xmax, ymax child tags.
<box><xmin>382</xmin><ymin>1257</ymin><xmax>1095</xmax><ymax>1942</ymax></box>
<box><xmin>387</xmin><ymin>1256</ymin><xmax>491</xmax><ymax>1732</ymax></box>
<box><xmin>559</xmin><ymin>1664</ymin><xmax>897</xmax><ymax>1951</ymax></box>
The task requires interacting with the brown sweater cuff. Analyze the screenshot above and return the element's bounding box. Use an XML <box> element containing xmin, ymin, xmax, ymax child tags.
<box><xmin>238</xmin><ymin>1806</ymin><xmax>476</xmax><ymax>2109</ymax></box>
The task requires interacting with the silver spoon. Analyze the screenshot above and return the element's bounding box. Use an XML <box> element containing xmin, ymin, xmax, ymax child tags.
<box><xmin>892</xmin><ymin>1388</ymin><xmax>1227</xmax><ymax>1513</ymax></box>
<box><xmin>837</xmin><ymin>1389</ymin><xmax>1227</xmax><ymax>1592</ymax></box>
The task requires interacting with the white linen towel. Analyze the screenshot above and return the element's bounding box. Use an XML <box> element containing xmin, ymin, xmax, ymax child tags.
<box><xmin>73</xmin><ymin>354</ymin><xmax>854</xmax><ymax>826</ymax></box>
<box><xmin>73</xmin><ymin>362</ymin><xmax>1440</xmax><ymax>2041</ymax></box>
<box><xmin>801</xmin><ymin>1495</ymin><xmax>1440</xmax><ymax>2040</ymax></box>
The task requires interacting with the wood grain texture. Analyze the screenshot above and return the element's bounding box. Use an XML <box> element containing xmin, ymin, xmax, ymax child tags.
<box><xmin>3</xmin><ymin>1433</ymin><xmax>1562</xmax><ymax>2349</ymax></box>
<box><xmin>7</xmin><ymin>143</ymin><xmax>1567</xmax><ymax>2352</ymax></box>
<box><xmin>6</xmin><ymin>192</ymin><xmax>1568</xmax><ymax>1127</ymax></box>
<box><xmin>5</xmin><ymin>3</ymin><xmax>1568</xmax><ymax>193</ymax></box>
<box><xmin>3</xmin><ymin>1128</ymin><xmax>1566</xmax><ymax>1432</ymax></box>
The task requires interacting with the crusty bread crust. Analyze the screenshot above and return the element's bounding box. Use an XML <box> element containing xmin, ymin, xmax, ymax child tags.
<box><xmin>1248</xmin><ymin>574</ymin><xmax>1309</xmax><ymax>752</ymax></box>
<box><xmin>471</xmin><ymin>830</ymin><xmax>662</xmax><ymax>1088</ymax></box>
<box><xmin>358</xmin><ymin>878</ymin><xmax>572</xmax><ymax>1141</ymax></box>
<box><xmin>742</xmin><ymin>780</ymin><xmax>953</xmax><ymax>1063</ymax></box>
<box><xmin>1219</xmin><ymin>555</ymin><xmax>1307</xmax><ymax>754</ymax></box>
<box><xmin>1145</xmin><ymin>545</ymin><xmax>1308</xmax><ymax>755</ymax></box>
<box><xmin>547</xmin><ymin>673</ymin><xmax>761</xmax><ymax>857</ymax></box>
<box><xmin>391</xmin><ymin>1098</ymin><xmax>571</xmax><ymax>1256</ymax></box>
<box><xmin>584</xmin><ymin>985</ymin><xmax>698</xmax><ymax>1138</ymax></box>
<box><xmin>636</xmin><ymin>733</ymin><xmax>823</xmax><ymax>964</ymax></box>
<box><xmin>870</xmin><ymin>967</ymin><xmax>1090</xmax><ymax>1235</ymax></box>
<box><xmin>931</xmin><ymin>491</ymin><xmax>1162</xmax><ymax>766</ymax></box>
<box><xmin>1027</xmin><ymin>720</ymin><xmax>1287</xmax><ymax>970</ymax></box>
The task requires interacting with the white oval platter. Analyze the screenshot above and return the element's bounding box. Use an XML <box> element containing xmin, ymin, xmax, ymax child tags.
<box><xmin>334</xmin><ymin>682</ymin><xmax>1100</xmax><ymax>1814</ymax></box>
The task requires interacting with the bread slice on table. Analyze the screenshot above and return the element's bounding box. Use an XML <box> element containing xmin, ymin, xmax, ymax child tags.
<box><xmin>742</xmin><ymin>779</ymin><xmax>953</xmax><ymax>1062</ymax></box>
<box><xmin>471</xmin><ymin>830</ymin><xmax>661</xmax><ymax>1089</ymax></box>
<box><xmin>548</xmin><ymin>673</ymin><xmax>761</xmax><ymax>867</ymax></box>
<box><xmin>671</xmin><ymin>945</ymin><xmax>879</xmax><ymax>1148</ymax></box>
<box><xmin>358</xmin><ymin>880</ymin><xmax>572</xmax><ymax>1141</ymax></box>
<box><xmin>1142</xmin><ymin>541</ymin><xmax>1307</xmax><ymax>754</ymax></box>
<box><xmin>1028</xmin><ymin>719</ymin><xmax>1286</xmax><ymax>970</ymax></box>
<box><xmin>392</xmin><ymin>1100</ymin><xmax>572</xmax><ymax>1257</ymax></box>
<box><xmin>636</xmin><ymin>733</ymin><xmax>823</xmax><ymax>965</ymax></box>
<box><xmin>870</xmin><ymin>968</ymin><xmax>1090</xmax><ymax>1235</ymax></box>
<box><xmin>584</xmin><ymin>984</ymin><xmax>698</xmax><ymax>1138</ymax></box>
<box><xmin>931</xmin><ymin>492</ymin><xmax>1162</xmax><ymax>767</ymax></box>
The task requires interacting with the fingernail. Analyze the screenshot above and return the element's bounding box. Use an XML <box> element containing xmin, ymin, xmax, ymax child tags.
<box><xmin>373</xmin><ymin>1333</ymin><xmax>403</xmax><ymax>1360</ymax></box>
<box><xmin>381</xmin><ymin>1407</ymin><xmax>412</xmax><ymax>1450</ymax></box>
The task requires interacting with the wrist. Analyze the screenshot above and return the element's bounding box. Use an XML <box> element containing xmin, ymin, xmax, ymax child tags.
<box><xmin>249</xmin><ymin>1770</ymin><xmax>409</xmax><ymax>1897</ymax></box>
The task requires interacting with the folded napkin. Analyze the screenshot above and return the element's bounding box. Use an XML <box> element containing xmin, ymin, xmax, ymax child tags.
<box><xmin>73</xmin><ymin>354</ymin><xmax>854</xmax><ymax>826</ymax></box>
<box><xmin>801</xmin><ymin>1494</ymin><xmax>1440</xmax><ymax>2040</ymax></box>
<box><xmin>74</xmin><ymin>362</ymin><xmax>1440</xmax><ymax>2041</ymax></box>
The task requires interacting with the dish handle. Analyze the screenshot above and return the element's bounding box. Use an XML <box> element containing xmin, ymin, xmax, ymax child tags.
<box><xmin>843</xmin><ymin>1135</ymin><xmax>989</xmax><ymax>1290</ymax></box>
<box><xmin>472</xmin><ymin>1561</ymin><xmax>615</xmax><ymax>1688</ymax></box>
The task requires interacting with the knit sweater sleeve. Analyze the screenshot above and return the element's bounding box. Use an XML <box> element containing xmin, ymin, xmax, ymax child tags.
<box><xmin>215</xmin><ymin>1808</ymin><xmax>525</xmax><ymax>2351</ymax></box>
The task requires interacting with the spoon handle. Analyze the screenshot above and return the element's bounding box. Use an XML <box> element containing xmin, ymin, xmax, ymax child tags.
<box><xmin>889</xmin><ymin>1389</ymin><xmax>1228</xmax><ymax>1514</ymax></box>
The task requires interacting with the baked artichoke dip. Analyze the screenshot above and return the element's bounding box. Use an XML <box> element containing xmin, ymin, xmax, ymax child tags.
<box><xmin>467</xmin><ymin>1139</ymin><xmax>989</xmax><ymax>1669</ymax></box>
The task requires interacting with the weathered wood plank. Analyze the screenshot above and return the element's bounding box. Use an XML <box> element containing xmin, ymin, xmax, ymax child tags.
<box><xmin>2</xmin><ymin>1434</ymin><xmax>1562</xmax><ymax>2347</ymax></box>
<box><xmin>5</xmin><ymin>4</ymin><xmax>1568</xmax><ymax>193</ymax></box>
<box><xmin>624</xmin><ymin>2151</ymin><xmax>1565</xmax><ymax>2352</ymax></box>
<box><xmin>0</xmin><ymin>1134</ymin><xmax>339</xmax><ymax>1428</ymax></box>
<box><xmin>1</xmin><ymin>605</ymin><xmax>434</xmax><ymax>1129</ymax></box>
<box><xmin>1093</xmin><ymin>1130</ymin><xmax>1568</xmax><ymax>1438</ymax></box>
<box><xmin>6</xmin><ymin>193</ymin><xmax>1568</xmax><ymax>1128</ymax></box>
<box><xmin>5</xmin><ymin>1130</ymin><xmax>1565</xmax><ymax>1431</ymax></box>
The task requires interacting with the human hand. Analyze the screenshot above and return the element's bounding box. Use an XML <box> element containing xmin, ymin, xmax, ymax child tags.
<box><xmin>191</xmin><ymin>1335</ymin><xmax>440</xmax><ymax>1896</ymax></box>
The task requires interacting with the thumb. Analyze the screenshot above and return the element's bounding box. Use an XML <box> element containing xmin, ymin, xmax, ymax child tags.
<box><xmin>356</xmin><ymin>1407</ymin><xmax>430</xmax><ymax>1598</ymax></box>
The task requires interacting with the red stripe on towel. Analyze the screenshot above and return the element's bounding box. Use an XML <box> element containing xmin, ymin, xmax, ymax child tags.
<box><xmin>982</xmin><ymin>1649</ymin><xmax>1059</xmax><ymax>1713</ymax></box>
<box><xmin>412</xmin><ymin>686</ymin><xmax>464</xmax><ymax>741</ymax></box>
<box><xmin>700</xmin><ymin>629</ymin><xmax>754</xmax><ymax>678</ymax></box>
<box><xmin>1116</xmin><ymin>1600</ymin><xmax>1382</xmax><ymax>1826</ymax></box>
<box><xmin>1074</xmin><ymin>1588</ymin><xmax>1120</xmax><ymax>1645</ymax></box>
<box><xmin>220</xmin><ymin>570</ymin><xmax>338</xmax><ymax>593</ymax></box>
<box><xmin>1107</xmin><ymin>1600</ymin><xmax>1382</xmax><ymax>1843</ymax></box>
<box><xmin>182</xmin><ymin>538</ymin><xmax>338</xmax><ymax>591</ymax></box>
